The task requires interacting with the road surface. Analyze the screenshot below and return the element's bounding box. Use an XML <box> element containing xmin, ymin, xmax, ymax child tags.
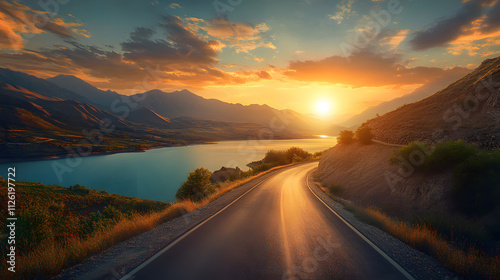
<box><xmin>123</xmin><ymin>162</ymin><xmax>413</xmax><ymax>280</ymax></box>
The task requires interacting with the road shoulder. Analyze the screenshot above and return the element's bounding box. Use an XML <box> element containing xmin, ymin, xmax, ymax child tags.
<box><xmin>307</xmin><ymin>172</ymin><xmax>459</xmax><ymax>280</ymax></box>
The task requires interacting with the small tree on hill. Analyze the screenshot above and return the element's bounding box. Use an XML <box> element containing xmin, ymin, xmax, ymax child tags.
<box><xmin>337</xmin><ymin>130</ymin><xmax>355</xmax><ymax>145</ymax></box>
<box><xmin>176</xmin><ymin>168</ymin><xmax>214</xmax><ymax>201</ymax></box>
<box><xmin>355</xmin><ymin>125</ymin><xmax>373</xmax><ymax>145</ymax></box>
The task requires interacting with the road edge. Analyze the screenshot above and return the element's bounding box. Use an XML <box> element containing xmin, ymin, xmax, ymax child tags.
<box><xmin>306</xmin><ymin>169</ymin><xmax>459</xmax><ymax>280</ymax></box>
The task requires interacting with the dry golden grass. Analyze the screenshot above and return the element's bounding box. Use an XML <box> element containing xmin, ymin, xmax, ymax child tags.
<box><xmin>2</xmin><ymin>163</ymin><xmax>292</xmax><ymax>280</ymax></box>
<box><xmin>316</xmin><ymin>180</ymin><xmax>500</xmax><ymax>279</ymax></box>
<box><xmin>358</xmin><ymin>207</ymin><xmax>500</xmax><ymax>280</ymax></box>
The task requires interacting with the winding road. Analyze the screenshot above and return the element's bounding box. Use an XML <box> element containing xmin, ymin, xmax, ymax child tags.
<box><xmin>122</xmin><ymin>162</ymin><xmax>414</xmax><ymax>280</ymax></box>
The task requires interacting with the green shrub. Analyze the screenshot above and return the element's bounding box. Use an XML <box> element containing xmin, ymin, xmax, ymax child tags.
<box><xmin>17</xmin><ymin>204</ymin><xmax>53</xmax><ymax>251</ymax></box>
<box><xmin>81</xmin><ymin>211</ymin><xmax>107</xmax><ymax>236</ymax></box>
<box><xmin>355</xmin><ymin>126</ymin><xmax>373</xmax><ymax>145</ymax></box>
<box><xmin>389</xmin><ymin>140</ymin><xmax>478</xmax><ymax>172</ymax></box>
<box><xmin>337</xmin><ymin>130</ymin><xmax>355</xmax><ymax>145</ymax></box>
<box><xmin>69</xmin><ymin>184</ymin><xmax>94</xmax><ymax>195</ymax></box>
<box><xmin>176</xmin><ymin>168</ymin><xmax>215</xmax><ymax>201</ymax></box>
<box><xmin>286</xmin><ymin>147</ymin><xmax>312</xmax><ymax>162</ymax></box>
<box><xmin>388</xmin><ymin>141</ymin><xmax>431</xmax><ymax>167</ymax></box>
<box><xmin>453</xmin><ymin>150</ymin><xmax>500</xmax><ymax>216</ymax></box>
<box><xmin>263</xmin><ymin>150</ymin><xmax>289</xmax><ymax>165</ymax></box>
<box><xmin>425</xmin><ymin>140</ymin><xmax>478</xmax><ymax>172</ymax></box>
<box><xmin>263</xmin><ymin>147</ymin><xmax>312</xmax><ymax>165</ymax></box>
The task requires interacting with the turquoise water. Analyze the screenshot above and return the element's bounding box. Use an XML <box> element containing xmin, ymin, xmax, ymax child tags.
<box><xmin>0</xmin><ymin>138</ymin><xmax>335</xmax><ymax>202</ymax></box>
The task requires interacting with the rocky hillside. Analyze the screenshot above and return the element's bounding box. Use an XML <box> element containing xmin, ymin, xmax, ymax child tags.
<box><xmin>365</xmin><ymin>56</ymin><xmax>500</xmax><ymax>149</ymax></box>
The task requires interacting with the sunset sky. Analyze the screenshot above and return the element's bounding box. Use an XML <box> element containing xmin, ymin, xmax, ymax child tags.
<box><xmin>1</xmin><ymin>0</ymin><xmax>499</xmax><ymax>120</ymax></box>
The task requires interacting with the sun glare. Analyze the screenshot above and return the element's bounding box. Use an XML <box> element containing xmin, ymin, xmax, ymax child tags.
<box><xmin>315</xmin><ymin>99</ymin><xmax>332</xmax><ymax>116</ymax></box>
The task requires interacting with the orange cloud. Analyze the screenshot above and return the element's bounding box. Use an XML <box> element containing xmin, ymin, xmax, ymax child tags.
<box><xmin>285</xmin><ymin>50</ymin><xmax>469</xmax><ymax>87</ymax></box>
<box><xmin>0</xmin><ymin>0</ymin><xmax>88</xmax><ymax>50</ymax></box>
<box><xmin>447</xmin><ymin>15</ymin><xmax>500</xmax><ymax>56</ymax></box>
<box><xmin>184</xmin><ymin>17</ymin><xmax>275</xmax><ymax>53</ymax></box>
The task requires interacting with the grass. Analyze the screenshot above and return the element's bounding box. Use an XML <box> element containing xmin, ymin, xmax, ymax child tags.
<box><xmin>316</xmin><ymin>181</ymin><xmax>500</xmax><ymax>280</ymax></box>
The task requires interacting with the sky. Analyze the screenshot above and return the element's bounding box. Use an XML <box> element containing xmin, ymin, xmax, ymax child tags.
<box><xmin>1</xmin><ymin>0</ymin><xmax>499</xmax><ymax>120</ymax></box>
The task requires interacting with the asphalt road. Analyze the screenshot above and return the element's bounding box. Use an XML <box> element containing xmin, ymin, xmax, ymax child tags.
<box><xmin>123</xmin><ymin>162</ymin><xmax>414</xmax><ymax>280</ymax></box>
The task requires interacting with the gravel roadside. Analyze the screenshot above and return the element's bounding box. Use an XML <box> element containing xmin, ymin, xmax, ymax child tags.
<box><xmin>307</xmin><ymin>171</ymin><xmax>460</xmax><ymax>280</ymax></box>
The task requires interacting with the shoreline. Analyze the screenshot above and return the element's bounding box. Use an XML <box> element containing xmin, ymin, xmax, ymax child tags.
<box><xmin>0</xmin><ymin>136</ymin><xmax>331</xmax><ymax>165</ymax></box>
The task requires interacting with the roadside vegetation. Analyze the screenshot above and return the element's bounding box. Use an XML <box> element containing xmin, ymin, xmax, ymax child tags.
<box><xmin>337</xmin><ymin>125</ymin><xmax>373</xmax><ymax>145</ymax></box>
<box><xmin>389</xmin><ymin>140</ymin><xmax>500</xmax><ymax>217</ymax></box>
<box><xmin>176</xmin><ymin>147</ymin><xmax>317</xmax><ymax>202</ymax></box>
<box><xmin>0</xmin><ymin>179</ymin><xmax>189</xmax><ymax>279</ymax></box>
<box><xmin>316</xmin><ymin>139</ymin><xmax>500</xmax><ymax>280</ymax></box>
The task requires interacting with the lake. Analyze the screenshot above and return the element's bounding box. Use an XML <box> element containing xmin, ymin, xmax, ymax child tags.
<box><xmin>0</xmin><ymin>137</ymin><xmax>335</xmax><ymax>202</ymax></box>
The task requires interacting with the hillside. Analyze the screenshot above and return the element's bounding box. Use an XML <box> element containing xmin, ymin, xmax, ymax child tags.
<box><xmin>364</xmin><ymin>56</ymin><xmax>500</xmax><ymax>149</ymax></box>
<box><xmin>340</xmin><ymin>68</ymin><xmax>471</xmax><ymax>128</ymax></box>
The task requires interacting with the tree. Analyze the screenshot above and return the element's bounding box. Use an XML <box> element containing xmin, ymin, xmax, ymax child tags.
<box><xmin>355</xmin><ymin>125</ymin><xmax>373</xmax><ymax>145</ymax></box>
<box><xmin>337</xmin><ymin>130</ymin><xmax>355</xmax><ymax>145</ymax></box>
<box><xmin>176</xmin><ymin>168</ymin><xmax>215</xmax><ymax>201</ymax></box>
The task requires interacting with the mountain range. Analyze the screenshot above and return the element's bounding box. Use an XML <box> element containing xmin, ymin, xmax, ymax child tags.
<box><xmin>0</xmin><ymin>68</ymin><xmax>322</xmax><ymax>160</ymax></box>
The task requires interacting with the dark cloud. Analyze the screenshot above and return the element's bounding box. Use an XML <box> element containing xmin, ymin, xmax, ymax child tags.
<box><xmin>409</xmin><ymin>0</ymin><xmax>495</xmax><ymax>50</ymax></box>
<box><xmin>121</xmin><ymin>15</ymin><xmax>219</xmax><ymax>67</ymax></box>
<box><xmin>481</xmin><ymin>0</ymin><xmax>500</xmax><ymax>32</ymax></box>
<box><xmin>257</xmin><ymin>70</ymin><xmax>271</xmax><ymax>79</ymax></box>
<box><xmin>285</xmin><ymin>50</ymin><xmax>465</xmax><ymax>87</ymax></box>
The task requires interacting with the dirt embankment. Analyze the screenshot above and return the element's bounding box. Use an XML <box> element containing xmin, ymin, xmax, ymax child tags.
<box><xmin>315</xmin><ymin>142</ymin><xmax>454</xmax><ymax>218</ymax></box>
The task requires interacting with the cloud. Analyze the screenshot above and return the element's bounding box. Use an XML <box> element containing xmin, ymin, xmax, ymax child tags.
<box><xmin>184</xmin><ymin>17</ymin><xmax>275</xmax><ymax>53</ymax></box>
<box><xmin>328</xmin><ymin>0</ymin><xmax>355</xmax><ymax>24</ymax></box>
<box><xmin>378</xmin><ymin>29</ymin><xmax>409</xmax><ymax>49</ymax></box>
<box><xmin>120</xmin><ymin>15</ymin><xmax>221</xmax><ymax>67</ymax></box>
<box><xmin>0</xmin><ymin>13</ymin><xmax>275</xmax><ymax>90</ymax></box>
<box><xmin>285</xmin><ymin>50</ymin><xmax>468</xmax><ymax>87</ymax></box>
<box><xmin>169</xmin><ymin>3</ymin><xmax>182</xmax><ymax>9</ymax></box>
<box><xmin>0</xmin><ymin>0</ymin><xmax>88</xmax><ymax>50</ymax></box>
<box><xmin>409</xmin><ymin>0</ymin><xmax>497</xmax><ymax>51</ymax></box>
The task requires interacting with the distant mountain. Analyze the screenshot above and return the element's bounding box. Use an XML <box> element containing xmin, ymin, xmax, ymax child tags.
<box><xmin>47</xmin><ymin>75</ymin><xmax>121</xmax><ymax>108</ymax></box>
<box><xmin>0</xmin><ymin>83</ymin><xmax>132</xmax><ymax>130</ymax></box>
<box><xmin>131</xmin><ymin>89</ymin><xmax>323</xmax><ymax>133</ymax></box>
<box><xmin>45</xmin><ymin>73</ymin><xmax>324</xmax><ymax>134</ymax></box>
<box><xmin>340</xmin><ymin>68</ymin><xmax>472</xmax><ymax>128</ymax></box>
<box><xmin>128</xmin><ymin>108</ymin><xmax>171</xmax><ymax>127</ymax></box>
<box><xmin>365</xmin><ymin>56</ymin><xmax>500</xmax><ymax>149</ymax></box>
<box><xmin>0</xmin><ymin>68</ymin><xmax>91</xmax><ymax>104</ymax></box>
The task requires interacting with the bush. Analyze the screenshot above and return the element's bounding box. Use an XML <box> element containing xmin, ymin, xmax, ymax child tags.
<box><xmin>389</xmin><ymin>140</ymin><xmax>478</xmax><ymax>172</ymax></box>
<box><xmin>263</xmin><ymin>147</ymin><xmax>312</xmax><ymax>165</ymax></box>
<box><xmin>263</xmin><ymin>150</ymin><xmax>288</xmax><ymax>165</ymax></box>
<box><xmin>453</xmin><ymin>150</ymin><xmax>500</xmax><ymax>216</ymax></box>
<box><xmin>337</xmin><ymin>130</ymin><xmax>355</xmax><ymax>145</ymax></box>
<box><xmin>425</xmin><ymin>140</ymin><xmax>478</xmax><ymax>172</ymax></box>
<box><xmin>17</xmin><ymin>204</ymin><xmax>53</xmax><ymax>251</ymax></box>
<box><xmin>388</xmin><ymin>141</ymin><xmax>431</xmax><ymax>167</ymax></box>
<box><xmin>176</xmin><ymin>168</ymin><xmax>215</xmax><ymax>201</ymax></box>
<box><xmin>286</xmin><ymin>147</ymin><xmax>312</xmax><ymax>162</ymax></box>
<box><xmin>355</xmin><ymin>126</ymin><xmax>373</xmax><ymax>145</ymax></box>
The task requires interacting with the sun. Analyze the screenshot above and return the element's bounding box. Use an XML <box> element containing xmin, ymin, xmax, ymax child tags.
<box><xmin>315</xmin><ymin>99</ymin><xmax>332</xmax><ymax>116</ymax></box>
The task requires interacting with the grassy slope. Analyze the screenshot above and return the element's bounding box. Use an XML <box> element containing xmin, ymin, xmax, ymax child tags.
<box><xmin>315</xmin><ymin>142</ymin><xmax>499</xmax><ymax>279</ymax></box>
